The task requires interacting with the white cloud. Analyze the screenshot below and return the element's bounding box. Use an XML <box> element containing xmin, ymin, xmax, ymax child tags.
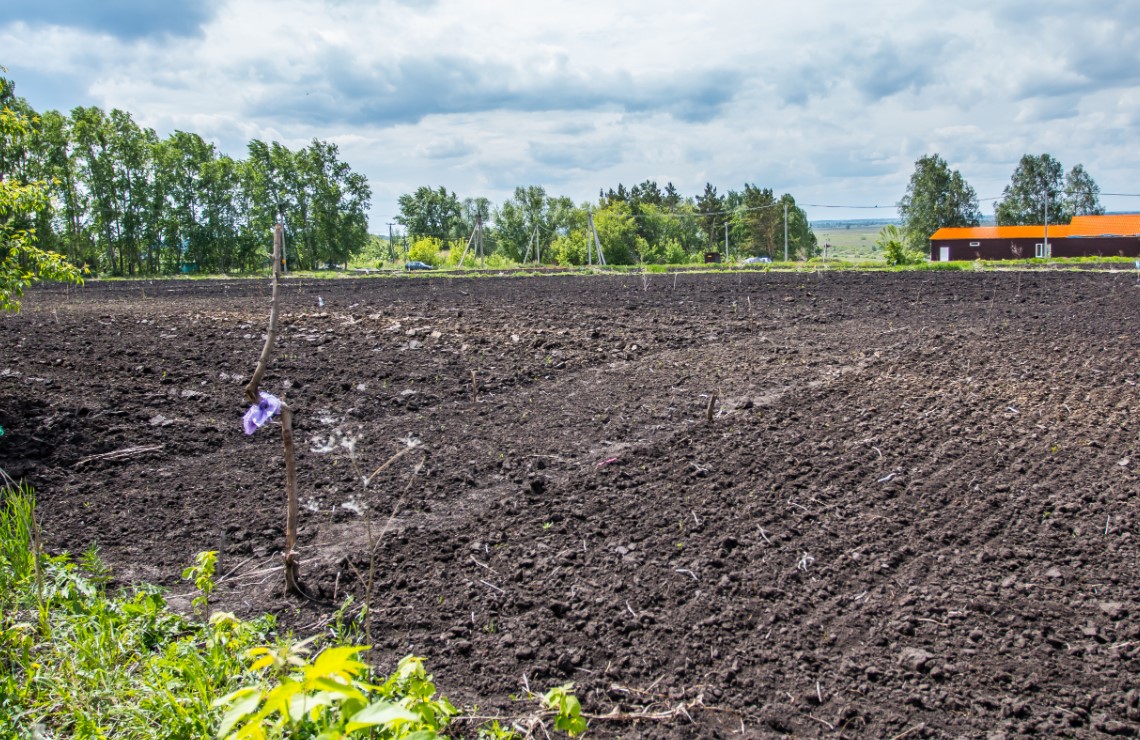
<box><xmin>4</xmin><ymin>0</ymin><xmax>1140</xmax><ymax>224</ymax></box>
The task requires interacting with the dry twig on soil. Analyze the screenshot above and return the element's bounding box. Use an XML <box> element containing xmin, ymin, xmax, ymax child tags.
<box><xmin>74</xmin><ymin>445</ymin><xmax>164</xmax><ymax>468</ymax></box>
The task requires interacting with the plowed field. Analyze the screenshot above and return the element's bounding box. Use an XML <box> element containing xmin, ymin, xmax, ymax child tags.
<box><xmin>3</xmin><ymin>270</ymin><xmax>1139</xmax><ymax>737</ymax></box>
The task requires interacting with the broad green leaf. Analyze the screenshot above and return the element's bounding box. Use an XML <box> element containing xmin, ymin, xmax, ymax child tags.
<box><xmin>307</xmin><ymin>645</ymin><xmax>369</xmax><ymax>681</ymax></box>
<box><xmin>344</xmin><ymin>700</ymin><xmax>419</xmax><ymax>733</ymax></box>
<box><xmin>217</xmin><ymin>690</ymin><xmax>264</xmax><ymax>738</ymax></box>
<box><xmin>309</xmin><ymin>675</ymin><xmax>366</xmax><ymax>704</ymax></box>
<box><xmin>212</xmin><ymin>686</ymin><xmax>259</xmax><ymax>709</ymax></box>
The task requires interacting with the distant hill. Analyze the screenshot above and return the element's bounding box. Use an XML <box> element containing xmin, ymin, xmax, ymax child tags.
<box><xmin>810</xmin><ymin>219</ymin><xmax>899</xmax><ymax>230</ymax></box>
<box><xmin>810</xmin><ymin>216</ymin><xmax>998</xmax><ymax>230</ymax></box>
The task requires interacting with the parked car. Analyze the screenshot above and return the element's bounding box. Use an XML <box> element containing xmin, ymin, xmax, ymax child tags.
<box><xmin>743</xmin><ymin>256</ymin><xmax>772</xmax><ymax>264</ymax></box>
<box><xmin>405</xmin><ymin>261</ymin><xmax>435</xmax><ymax>271</ymax></box>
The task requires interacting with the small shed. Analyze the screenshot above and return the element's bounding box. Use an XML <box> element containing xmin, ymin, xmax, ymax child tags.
<box><xmin>930</xmin><ymin>214</ymin><xmax>1140</xmax><ymax>261</ymax></box>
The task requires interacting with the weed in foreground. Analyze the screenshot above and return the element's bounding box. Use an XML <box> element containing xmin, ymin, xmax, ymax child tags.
<box><xmin>0</xmin><ymin>484</ymin><xmax>591</xmax><ymax>739</ymax></box>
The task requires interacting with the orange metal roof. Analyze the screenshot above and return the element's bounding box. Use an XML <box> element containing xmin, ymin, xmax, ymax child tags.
<box><xmin>931</xmin><ymin>214</ymin><xmax>1140</xmax><ymax>241</ymax></box>
<box><xmin>1068</xmin><ymin>214</ymin><xmax>1140</xmax><ymax>236</ymax></box>
<box><xmin>930</xmin><ymin>225</ymin><xmax>1070</xmax><ymax>240</ymax></box>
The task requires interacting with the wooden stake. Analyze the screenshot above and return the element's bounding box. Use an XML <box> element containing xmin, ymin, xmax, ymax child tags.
<box><xmin>706</xmin><ymin>392</ymin><xmax>717</xmax><ymax>423</ymax></box>
<box><xmin>246</xmin><ymin>223</ymin><xmax>302</xmax><ymax>595</ymax></box>
<box><xmin>471</xmin><ymin>370</ymin><xmax>478</xmax><ymax>402</ymax></box>
<box><xmin>281</xmin><ymin>405</ymin><xmax>300</xmax><ymax>594</ymax></box>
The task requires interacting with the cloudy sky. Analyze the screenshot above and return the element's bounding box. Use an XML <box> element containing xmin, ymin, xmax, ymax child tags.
<box><xmin>3</xmin><ymin>0</ymin><xmax>1140</xmax><ymax>229</ymax></box>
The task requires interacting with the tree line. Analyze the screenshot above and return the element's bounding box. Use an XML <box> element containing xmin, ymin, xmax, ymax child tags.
<box><xmin>1</xmin><ymin>76</ymin><xmax>371</xmax><ymax>275</ymax></box>
<box><xmin>897</xmin><ymin>153</ymin><xmax>1105</xmax><ymax>252</ymax></box>
<box><xmin>395</xmin><ymin>181</ymin><xmax>818</xmax><ymax>266</ymax></box>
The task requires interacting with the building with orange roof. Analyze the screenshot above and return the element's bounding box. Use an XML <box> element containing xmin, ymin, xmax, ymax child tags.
<box><xmin>929</xmin><ymin>214</ymin><xmax>1140</xmax><ymax>261</ymax></box>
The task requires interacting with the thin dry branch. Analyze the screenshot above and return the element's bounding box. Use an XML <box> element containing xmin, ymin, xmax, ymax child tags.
<box><xmin>243</xmin><ymin>223</ymin><xmax>301</xmax><ymax>595</ymax></box>
<box><xmin>244</xmin><ymin>223</ymin><xmax>285</xmax><ymax>404</ymax></box>
<box><xmin>74</xmin><ymin>445</ymin><xmax>164</xmax><ymax>468</ymax></box>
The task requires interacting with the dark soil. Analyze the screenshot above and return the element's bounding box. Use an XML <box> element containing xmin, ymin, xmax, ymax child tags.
<box><xmin>3</xmin><ymin>270</ymin><xmax>1140</xmax><ymax>738</ymax></box>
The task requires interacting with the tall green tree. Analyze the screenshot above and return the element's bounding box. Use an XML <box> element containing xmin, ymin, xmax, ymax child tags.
<box><xmin>397</xmin><ymin>186</ymin><xmax>462</xmax><ymax>241</ymax></box>
<box><xmin>695</xmin><ymin>183</ymin><xmax>725</xmax><ymax>251</ymax></box>
<box><xmin>492</xmin><ymin>186</ymin><xmax>574</xmax><ymax>262</ymax></box>
<box><xmin>733</xmin><ymin>184</ymin><xmax>781</xmax><ymax>257</ymax></box>
<box><xmin>0</xmin><ymin>97</ymin><xmax>84</xmax><ymax>310</ymax></box>
<box><xmin>549</xmin><ymin>200</ymin><xmax>642</xmax><ymax>266</ymax></box>
<box><xmin>994</xmin><ymin>154</ymin><xmax>1065</xmax><ymax>226</ymax></box>
<box><xmin>34</xmin><ymin>110</ymin><xmax>93</xmax><ymax>267</ymax></box>
<box><xmin>779</xmin><ymin>194</ymin><xmax>817</xmax><ymax>260</ymax></box>
<box><xmin>897</xmin><ymin>154</ymin><xmax>981</xmax><ymax>250</ymax></box>
<box><xmin>108</xmin><ymin>110</ymin><xmax>157</xmax><ymax>275</ymax></box>
<box><xmin>301</xmin><ymin>139</ymin><xmax>371</xmax><ymax>268</ymax></box>
<box><xmin>71</xmin><ymin>106</ymin><xmax>124</xmax><ymax>273</ymax></box>
<box><xmin>1062</xmin><ymin>164</ymin><xmax>1104</xmax><ymax>221</ymax></box>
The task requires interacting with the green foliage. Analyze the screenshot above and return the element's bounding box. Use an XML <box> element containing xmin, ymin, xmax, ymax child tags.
<box><xmin>550</xmin><ymin>231</ymin><xmax>587</xmax><ymax>266</ymax></box>
<box><xmin>1</xmin><ymin>485</ymin><xmax>599</xmax><ymax>740</ymax></box>
<box><xmin>663</xmin><ymin>239</ymin><xmax>692</xmax><ymax>265</ymax></box>
<box><xmin>0</xmin><ymin>484</ymin><xmax>492</xmax><ymax>740</ymax></box>
<box><xmin>397</xmin><ymin>186</ymin><xmax>463</xmax><ymax>241</ymax></box>
<box><xmin>493</xmin><ymin>186</ymin><xmax>574</xmax><ymax>263</ymax></box>
<box><xmin>215</xmin><ymin>651</ymin><xmax>457</xmax><ymax>739</ymax></box>
<box><xmin>478</xmin><ymin>720</ymin><xmax>519</xmax><ymax>739</ymax></box>
<box><xmin>591</xmin><ymin>202</ymin><xmax>640</xmax><ymax>265</ymax></box>
<box><xmin>898</xmin><ymin>153</ymin><xmax>981</xmax><ymax>250</ymax></box>
<box><xmin>542</xmin><ymin>684</ymin><xmax>587</xmax><ymax>737</ymax></box>
<box><xmin>2</xmin><ymin>73</ymin><xmax>371</xmax><ymax>277</ymax></box>
<box><xmin>444</xmin><ymin>242</ymin><xmax>477</xmax><ymax>268</ymax></box>
<box><xmin>0</xmin><ymin>482</ymin><xmax>38</xmax><ymax>609</ymax></box>
<box><xmin>695</xmin><ymin>183</ymin><xmax>726</xmax><ymax>251</ymax></box>
<box><xmin>878</xmin><ymin>224</ymin><xmax>924</xmax><ymax>266</ymax></box>
<box><xmin>407</xmin><ymin>237</ymin><xmax>444</xmax><ymax>267</ymax></box>
<box><xmin>0</xmin><ymin>105</ymin><xmax>84</xmax><ymax>310</ymax></box>
<box><xmin>1062</xmin><ymin>164</ymin><xmax>1104</xmax><ymax>221</ymax></box>
<box><xmin>182</xmin><ymin>550</ymin><xmax>218</xmax><ymax>618</ymax></box>
<box><xmin>995</xmin><ymin>153</ymin><xmax>1066</xmax><ymax>226</ymax></box>
<box><xmin>0</xmin><ymin>484</ymin><xmax>276</xmax><ymax>739</ymax></box>
<box><xmin>481</xmin><ymin>251</ymin><xmax>519</xmax><ymax>270</ymax></box>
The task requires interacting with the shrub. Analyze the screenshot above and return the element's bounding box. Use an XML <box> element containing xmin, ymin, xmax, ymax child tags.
<box><xmin>407</xmin><ymin>238</ymin><xmax>444</xmax><ymax>267</ymax></box>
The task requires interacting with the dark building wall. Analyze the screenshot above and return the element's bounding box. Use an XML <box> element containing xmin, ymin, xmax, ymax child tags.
<box><xmin>1051</xmin><ymin>238</ymin><xmax>1140</xmax><ymax>258</ymax></box>
<box><xmin>930</xmin><ymin>237</ymin><xmax>1140</xmax><ymax>261</ymax></box>
<box><xmin>929</xmin><ymin>238</ymin><xmax>1039</xmax><ymax>261</ymax></box>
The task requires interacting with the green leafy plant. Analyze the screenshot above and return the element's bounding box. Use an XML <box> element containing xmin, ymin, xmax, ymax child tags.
<box><xmin>478</xmin><ymin>719</ymin><xmax>519</xmax><ymax>739</ymax></box>
<box><xmin>183</xmin><ymin>550</ymin><xmax>219</xmax><ymax>618</ymax></box>
<box><xmin>407</xmin><ymin>237</ymin><xmax>445</xmax><ymax>267</ymax></box>
<box><xmin>877</xmin><ymin>224</ymin><xmax>925</xmax><ymax>266</ymax></box>
<box><xmin>542</xmin><ymin>684</ymin><xmax>587</xmax><ymax>737</ymax></box>
<box><xmin>0</xmin><ymin>485</ymin><xmax>277</xmax><ymax>738</ymax></box>
<box><xmin>0</xmin><ymin>105</ymin><xmax>84</xmax><ymax>311</ymax></box>
<box><xmin>215</xmin><ymin>650</ymin><xmax>457</xmax><ymax>739</ymax></box>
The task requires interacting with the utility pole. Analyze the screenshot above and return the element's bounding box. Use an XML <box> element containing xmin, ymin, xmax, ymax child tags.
<box><xmin>1042</xmin><ymin>188</ymin><xmax>1050</xmax><ymax>258</ymax></box>
<box><xmin>783</xmin><ymin>203</ymin><xmax>789</xmax><ymax>262</ymax></box>
<box><xmin>724</xmin><ymin>222</ymin><xmax>729</xmax><ymax>262</ymax></box>
<box><xmin>587</xmin><ymin>208</ymin><xmax>594</xmax><ymax>266</ymax></box>
<box><xmin>386</xmin><ymin>222</ymin><xmax>396</xmax><ymax>261</ymax></box>
<box><xmin>476</xmin><ymin>213</ymin><xmax>484</xmax><ymax>269</ymax></box>
<box><xmin>586</xmin><ymin>208</ymin><xmax>605</xmax><ymax>266</ymax></box>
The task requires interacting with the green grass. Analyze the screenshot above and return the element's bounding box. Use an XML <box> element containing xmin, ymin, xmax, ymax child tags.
<box><xmin>813</xmin><ymin>225</ymin><xmax>885</xmax><ymax>262</ymax></box>
<box><xmin>0</xmin><ymin>482</ymin><xmax>278</xmax><ymax>738</ymax></box>
<box><xmin>76</xmin><ymin>252</ymin><xmax>1140</xmax><ymax>287</ymax></box>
